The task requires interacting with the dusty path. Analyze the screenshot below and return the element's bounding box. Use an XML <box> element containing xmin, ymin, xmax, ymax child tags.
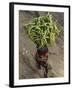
<box><xmin>19</xmin><ymin>11</ymin><xmax>64</xmax><ymax>79</ymax></box>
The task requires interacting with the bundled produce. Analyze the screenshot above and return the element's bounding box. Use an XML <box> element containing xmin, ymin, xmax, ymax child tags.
<box><xmin>24</xmin><ymin>14</ymin><xmax>61</xmax><ymax>48</ymax></box>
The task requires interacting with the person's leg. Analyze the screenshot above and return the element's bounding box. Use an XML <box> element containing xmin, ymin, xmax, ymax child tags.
<box><xmin>41</xmin><ymin>62</ymin><xmax>48</xmax><ymax>78</ymax></box>
<box><xmin>44</xmin><ymin>64</ymin><xmax>48</xmax><ymax>78</ymax></box>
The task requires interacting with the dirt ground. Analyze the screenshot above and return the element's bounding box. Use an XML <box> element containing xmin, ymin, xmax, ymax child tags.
<box><xmin>19</xmin><ymin>11</ymin><xmax>64</xmax><ymax>79</ymax></box>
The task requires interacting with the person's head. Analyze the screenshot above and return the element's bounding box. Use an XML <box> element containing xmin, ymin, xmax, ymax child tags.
<box><xmin>37</xmin><ymin>47</ymin><xmax>48</xmax><ymax>58</ymax></box>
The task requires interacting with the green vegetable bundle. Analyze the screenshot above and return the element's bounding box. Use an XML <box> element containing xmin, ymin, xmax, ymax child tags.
<box><xmin>24</xmin><ymin>14</ymin><xmax>60</xmax><ymax>48</ymax></box>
